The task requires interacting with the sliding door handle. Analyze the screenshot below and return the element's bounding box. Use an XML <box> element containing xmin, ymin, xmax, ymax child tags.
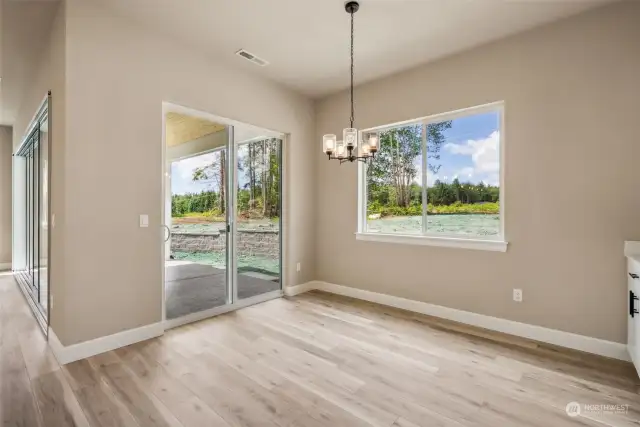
<box><xmin>162</xmin><ymin>225</ymin><xmax>171</xmax><ymax>243</ymax></box>
<box><xmin>631</xmin><ymin>291</ymin><xmax>639</xmax><ymax>318</ymax></box>
<box><xmin>630</xmin><ymin>273</ymin><xmax>639</xmax><ymax>279</ymax></box>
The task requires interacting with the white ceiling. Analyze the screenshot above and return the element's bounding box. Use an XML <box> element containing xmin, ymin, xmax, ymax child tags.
<box><xmin>0</xmin><ymin>0</ymin><xmax>614</xmax><ymax>127</ymax></box>
<box><xmin>96</xmin><ymin>0</ymin><xmax>612</xmax><ymax>98</ymax></box>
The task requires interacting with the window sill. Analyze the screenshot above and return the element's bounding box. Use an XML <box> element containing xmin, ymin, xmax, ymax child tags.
<box><xmin>355</xmin><ymin>232</ymin><xmax>508</xmax><ymax>252</ymax></box>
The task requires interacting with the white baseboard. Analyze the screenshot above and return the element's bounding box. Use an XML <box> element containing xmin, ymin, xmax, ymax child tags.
<box><xmin>630</xmin><ymin>346</ymin><xmax>640</xmax><ymax>379</ymax></box>
<box><xmin>290</xmin><ymin>281</ymin><xmax>630</xmax><ymax>362</ymax></box>
<box><xmin>284</xmin><ymin>281</ymin><xmax>322</xmax><ymax>297</ymax></box>
<box><xmin>0</xmin><ymin>262</ymin><xmax>12</xmax><ymax>271</ymax></box>
<box><xmin>49</xmin><ymin>322</ymin><xmax>165</xmax><ymax>365</ymax></box>
<box><xmin>46</xmin><ymin>281</ymin><xmax>629</xmax><ymax>364</ymax></box>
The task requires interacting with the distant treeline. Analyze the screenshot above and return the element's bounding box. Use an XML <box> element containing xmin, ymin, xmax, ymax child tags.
<box><xmin>172</xmin><ymin>186</ymin><xmax>280</xmax><ymax>219</ymax></box>
<box><xmin>368</xmin><ymin>179</ymin><xmax>499</xmax><ymax>217</ymax></box>
<box><xmin>172</xmin><ymin>191</ymin><xmax>217</xmax><ymax>217</ymax></box>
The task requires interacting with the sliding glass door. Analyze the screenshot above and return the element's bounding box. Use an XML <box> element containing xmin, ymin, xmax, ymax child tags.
<box><xmin>164</xmin><ymin>112</ymin><xmax>283</xmax><ymax>324</ymax></box>
<box><xmin>14</xmin><ymin>98</ymin><xmax>49</xmax><ymax>330</ymax></box>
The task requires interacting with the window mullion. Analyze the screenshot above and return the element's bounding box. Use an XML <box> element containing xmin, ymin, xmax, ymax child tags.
<box><xmin>421</xmin><ymin>122</ymin><xmax>428</xmax><ymax>235</ymax></box>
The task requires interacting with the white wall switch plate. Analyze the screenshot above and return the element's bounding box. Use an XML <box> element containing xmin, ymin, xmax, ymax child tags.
<box><xmin>139</xmin><ymin>214</ymin><xmax>149</xmax><ymax>228</ymax></box>
<box><xmin>513</xmin><ymin>289</ymin><xmax>523</xmax><ymax>302</ymax></box>
<box><xmin>296</xmin><ymin>262</ymin><xmax>301</xmax><ymax>272</ymax></box>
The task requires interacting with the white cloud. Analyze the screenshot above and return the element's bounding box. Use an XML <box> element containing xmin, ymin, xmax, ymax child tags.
<box><xmin>171</xmin><ymin>153</ymin><xmax>219</xmax><ymax>194</ymax></box>
<box><xmin>455</xmin><ymin>167</ymin><xmax>474</xmax><ymax>180</ymax></box>
<box><xmin>445</xmin><ymin>131</ymin><xmax>499</xmax><ymax>184</ymax></box>
<box><xmin>174</xmin><ymin>153</ymin><xmax>217</xmax><ymax>180</ymax></box>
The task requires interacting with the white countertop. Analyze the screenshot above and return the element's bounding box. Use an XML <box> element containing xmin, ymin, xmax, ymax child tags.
<box><xmin>625</xmin><ymin>241</ymin><xmax>640</xmax><ymax>258</ymax></box>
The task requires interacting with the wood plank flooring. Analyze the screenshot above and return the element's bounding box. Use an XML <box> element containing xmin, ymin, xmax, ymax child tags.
<box><xmin>1</xmin><ymin>272</ymin><xmax>639</xmax><ymax>427</ymax></box>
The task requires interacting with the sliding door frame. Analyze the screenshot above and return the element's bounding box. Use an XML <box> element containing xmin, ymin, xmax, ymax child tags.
<box><xmin>13</xmin><ymin>93</ymin><xmax>51</xmax><ymax>334</ymax></box>
<box><xmin>161</xmin><ymin>102</ymin><xmax>287</xmax><ymax>330</ymax></box>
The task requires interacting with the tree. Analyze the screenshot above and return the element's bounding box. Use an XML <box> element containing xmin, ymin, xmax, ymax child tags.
<box><xmin>237</xmin><ymin>138</ymin><xmax>281</xmax><ymax>218</ymax></box>
<box><xmin>367</xmin><ymin>121</ymin><xmax>451</xmax><ymax>208</ymax></box>
<box><xmin>367</xmin><ymin>125</ymin><xmax>420</xmax><ymax>208</ymax></box>
<box><xmin>192</xmin><ymin>150</ymin><xmax>226</xmax><ymax>213</ymax></box>
<box><xmin>451</xmin><ymin>178</ymin><xmax>462</xmax><ymax>202</ymax></box>
<box><xmin>426</xmin><ymin>121</ymin><xmax>453</xmax><ymax>174</ymax></box>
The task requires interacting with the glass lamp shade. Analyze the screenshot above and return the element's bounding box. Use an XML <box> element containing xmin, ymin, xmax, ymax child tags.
<box><xmin>323</xmin><ymin>134</ymin><xmax>336</xmax><ymax>154</ymax></box>
<box><xmin>343</xmin><ymin>128</ymin><xmax>357</xmax><ymax>148</ymax></box>
<box><xmin>335</xmin><ymin>140</ymin><xmax>346</xmax><ymax>159</ymax></box>
<box><xmin>366</xmin><ymin>132</ymin><xmax>379</xmax><ymax>153</ymax></box>
<box><xmin>360</xmin><ymin>139</ymin><xmax>370</xmax><ymax>156</ymax></box>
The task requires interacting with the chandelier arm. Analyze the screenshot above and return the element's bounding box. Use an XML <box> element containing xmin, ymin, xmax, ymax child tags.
<box><xmin>330</xmin><ymin>152</ymin><xmax>374</xmax><ymax>164</ymax></box>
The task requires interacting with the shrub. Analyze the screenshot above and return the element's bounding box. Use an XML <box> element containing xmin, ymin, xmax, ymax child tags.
<box><xmin>367</xmin><ymin>201</ymin><xmax>499</xmax><ymax>217</ymax></box>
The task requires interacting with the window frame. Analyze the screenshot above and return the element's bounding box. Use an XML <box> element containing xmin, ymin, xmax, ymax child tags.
<box><xmin>356</xmin><ymin>101</ymin><xmax>507</xmax><ymax>252</ymax></box>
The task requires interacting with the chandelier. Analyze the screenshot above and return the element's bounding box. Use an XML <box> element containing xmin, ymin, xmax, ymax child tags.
<box><xmin>322</xmin><ymin>1</ymin><xmax>378</xmax><ymax>164</ymax></box>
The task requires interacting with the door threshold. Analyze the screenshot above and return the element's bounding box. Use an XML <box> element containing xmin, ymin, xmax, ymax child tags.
<box><xmin>163</xmin><ymin>289</ymin><xmax>283</xmax><ymax>330</ymax></box>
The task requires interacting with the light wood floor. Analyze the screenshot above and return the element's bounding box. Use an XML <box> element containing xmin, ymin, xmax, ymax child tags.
<box><xmin>1</xmin><ymin>273</ymin><xmax>640</xmax><ymax>427</ymax></box>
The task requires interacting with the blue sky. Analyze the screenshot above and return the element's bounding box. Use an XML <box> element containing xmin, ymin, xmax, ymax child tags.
<box><xmin>425</xmin><ymin>110</ymin><xmax>500</xmax><ymax>187</ymax></box>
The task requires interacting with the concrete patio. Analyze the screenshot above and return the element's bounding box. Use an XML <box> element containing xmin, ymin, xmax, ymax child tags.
<box><xmin>165</xmin><ymin>260</ymin><xmax>280</xmax><ymax>319</ymax></box>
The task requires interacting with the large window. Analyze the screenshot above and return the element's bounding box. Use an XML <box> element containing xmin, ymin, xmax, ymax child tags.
<box><xmin>358</xmin><ymin>102</ymin><xmax>505</xmax><ymax>251</ymax></box>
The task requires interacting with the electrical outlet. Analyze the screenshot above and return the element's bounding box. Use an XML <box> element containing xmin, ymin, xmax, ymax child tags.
<box><xmin>513</xmin><ymin>289</ymin><xmax>523</xmax><ymax>302</ymax></box>
<box><xmin>296</xmin><ymin>262</ymin><xmax>301</xmax><ymax>272</ymax></box>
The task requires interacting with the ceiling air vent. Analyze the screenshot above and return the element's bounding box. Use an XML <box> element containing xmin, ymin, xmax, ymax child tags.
<box><xmin>235</xmin><ymin>49</ymin><xmax>269</xmax><ymax>67</ymax></box>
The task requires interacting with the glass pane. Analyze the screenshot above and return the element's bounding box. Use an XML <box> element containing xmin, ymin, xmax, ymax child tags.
<box><xmin>33</xmin><ymin>138</ymin><xmax>40</xmax><ymax>299</ymax></box>
<box><xmin>426</xmin><ymin>110</ymin><xmax>501</xmax><ymax>237</ymax></box>
<box><xmin>14</xmin><ymin>102</ymin><xmax>49</xmax><ymax>326</ymax></box>
<box><xmin>27</xmin><ymin>149</ymin><xmax>32</xmax><ymax>280</ymax></box>
<box><xmin>236</xmin><ymin>138</ymin><xmax>281</xmax><ymax>300</ymax></box>
<box><xmin>366</xmin><ymin>124</ymin><xmax>423</xmax><ymax>234</ymax></box>
<box><xmin>165</xmin><ymin>149</ymin><xmax>229</xmax><ymax>319</ymax></box>
<box><xmin>39</xmin><ymin>120</ymin><xmax>49</xmax><ymax>313</ymax></box>
<box><xmin>25</xmin><ymin>151</ymin><xmax>29</xmax><ymax>277</ymax></box>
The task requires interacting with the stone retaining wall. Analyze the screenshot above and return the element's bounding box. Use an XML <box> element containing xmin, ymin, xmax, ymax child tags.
<box><xmin>171</xmin><ymin>229</ymin><xmax>279</xmax><ymax>259</ymax></box>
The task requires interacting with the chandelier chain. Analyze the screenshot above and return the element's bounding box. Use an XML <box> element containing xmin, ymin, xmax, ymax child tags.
<box><xmin>350</xmin><ymin>9</ymin><xmax>354</xmax><ymax>129</ymax></box>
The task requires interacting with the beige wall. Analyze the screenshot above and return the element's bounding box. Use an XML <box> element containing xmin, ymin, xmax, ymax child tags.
<box><xmin>0</xmin><ymin>126</ymin><xmax>12</xmax><ymax>266</ymax></box>
<box><xmin>55</xmin><ymin>0</ymin><xmax>315</xmax><ymax>345</ymax></box>
<box><xmin>315</xmin><ymin>1</ymin><xmax>640</xmax><ymax>343</ymax></box>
